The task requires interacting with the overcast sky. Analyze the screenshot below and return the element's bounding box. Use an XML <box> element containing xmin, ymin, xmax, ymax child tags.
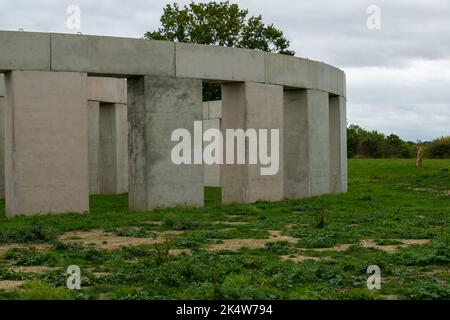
<box><xmin>0</xmin><ymin>0</ymin><xmax>449</xmax><ymax>141</ymax></box>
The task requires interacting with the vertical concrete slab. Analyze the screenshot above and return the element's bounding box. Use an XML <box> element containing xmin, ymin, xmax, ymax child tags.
<box><xmin>88</xmin><ymin>101</ymin><xmax>100</xmax><ymax>195</ymax></box>
<box><xmin>309</xmin><ymin>90</ymin><xmax>331</xmax><ymax>196</ymax></box>
<box><xmin>0</xmin><ymin>96</ymin><xmax>4</xmax><ymax>199</ymax></box>
<box><xmin>221</xmin><ymin>82</ymin><xmax>284</xmax><ymax>204</ymax></box>
<box><xmin>203</xmin><ymin>118</ymin><xmax>221</xmax><ymax>187</ymax></box>
<box><xmin>284</xmin><ymin>90</ymin><xmax>310</xmax><ymax>199</ymax></box>
<box><xmin>98</xmin><ymin>103</ymin><xmax>128</xmax><ymax>194</ymax></box>
<box><xmin>4</xmin><ymin>71</ymin><xmax>89</xmax><ymax>216</ymax></box>
<box><xmin>284</xmin><ymin>89</ymin><xmax>331</xmax><ymax>198</ymax></box>
<box><xmin>329</xmin><ymin>95</ymin><xmax>348</xmax><ymax>193</ymax></box>
<box><xmin>0</xmin><ymin>75</ymin><xmax>4</xmax><ymax>199</ymax></box>
<box><xmin>128</xmin><ymin>75</ymin><xmax>203</xmax><ymax>211</ymax></box>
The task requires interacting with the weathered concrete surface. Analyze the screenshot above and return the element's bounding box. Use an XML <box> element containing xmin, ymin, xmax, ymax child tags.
<box><xmin>317</xmin><ymin>63</ymin><xmax>347</xmax><ymax>97</ymax></box>
<box><xmin>265</xmin><ymin>54</ymin><xmax>317</xmax><ymax>91</ymax></box>
<box><xmin>284</xmin><ymin>89</ymin><xmax>331</xmax><ymax>199</ymax></box>
<box><xmin>203</xmin><ymin>118</ymin><xmax>221</xmax><ymax>187</ymax></box>
<box><xmin>308</xmin><ymin>90</ymin><xmax>331</xmax><ymax>196</ymax></box>
<box><xmin>221</xmin><ymin>82</ymin><xmax>284</xmax><ymax>204</ymax></box>
<box><xmin>0</xmin><ymin>96</ymin><xmax>4</xmax><ymax>199</ymax></box>
<box><xmin>87</xmin><ymin>77</ymin><xmax>128</xmax><ymax>195</ymax></box>
<box><xmin>206</xmin><ymin>100</ymin><xmax>222</xmax><ymax>119</ymax></box>
<box><xmin>0</xmin><ymin>74</ymin><xmax>4</xmax><ymax>96</ymax></box>
<box><xmin>0</xmin><ymin>30</ymin><xmax>348</xmax><ymax>214</ymax></box>
<box><xmin>0</xmin><ymin>31</ymin><xmax>50</xmax><ymax>72</ymax></box>
<box><xmin>98</xmin><ymin>103</ymin><xmax>128</xmax><ymax>194</ymax></box>
<box><xmin>0</xmin><ymin>74</ymin><xmax>4</xmax><ymax>199</ymax></box>
<box><xmin>88</xmin><ymin>77</ymin><xmax>127</xmax><ymax>104</ymax></box>
<box><xmin>176</xmin><ymin>43</ymin><xmax>265</xmax><ymax>82</ymax></box>
<box><xmin>265</xmin><ymin>53</ymin><xmax>345</xmax><ymax>96</ymax></box>
<box><xmin>284</xmin><ymin>90</ymin><xmax>310</xmax><ymax>199</ymax></box>
<box><xmin>128</xmin><ymin>75</ymin><xmax>203</xmax><ymax>211</ymax></box>
<box><xmin>329</xmin><ymin>95</ymin><xmax>348</xmax><ymax>193</ymax></box>
<box><xmin>4</xmin><ymin>71</ymin><xmax>89</xmax><ymax>216</ymax></box>
<box><xmin>50</xmin><ymin>33</ymin><xmax>175</xmax><ymax>77</ymax></box>
<box><xmin>88</xmin><ymin>101</ymin><xmax>100</xmax><ymax>195</ymax></box>
<box><xmin>0</xmin><ymin>30</ymin><xmax>346</xmax><ymax>97</ymax></box>
<box><xmin>202</xmin><ymin>101</ymin><xmax>222</xmax><ymax>187</ymax></box>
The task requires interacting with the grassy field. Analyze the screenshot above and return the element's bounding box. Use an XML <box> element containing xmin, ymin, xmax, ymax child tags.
<box><xmin>0</xmin><ymin>159</ymin><xmax>449</xmax><ymax>300</ymax></box>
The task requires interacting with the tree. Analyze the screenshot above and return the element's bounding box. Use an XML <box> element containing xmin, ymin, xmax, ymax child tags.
<box><xmin>347</xmin><ymin>124</ymin><xmax>368</xmax><ymax>158</ymax></box>
<box><xmin>146</xmin><ymin>1</ymin><xmax>294</xmax><ymax>54</ymax></box>
<box><xmin>361</xmin><ymin>131</ymin><xmax>385</xmax><ymax>158</ymax></box>
<box><xmin>145</xmin><ymin>1</ymin><xmax>295</xmax><ymax>100</ymax></box>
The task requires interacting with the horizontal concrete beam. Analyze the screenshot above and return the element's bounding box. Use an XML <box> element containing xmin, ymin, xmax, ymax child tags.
<box><xmin>176</xmin><ymin>42</ymin><xmax>265</xmax><ymax>82</ymax></box>
<box><xmin>0</xmin><ymin>30</ymin><xmax>346</xmax><ymax>97</ymax></box>
<box><xmin>0</xmin><ymin>31</ymin><xmax>51</xmax><ymax>72</ymax></box>
<box><xmin>50</xmin><ymin>33</ymin><xmax>175</xmax><ymax>77</ymax></box>
<box><xmin>88</xmin><ymin>77</ymin><xmax>126</xmax><ymax>104</ymax></box>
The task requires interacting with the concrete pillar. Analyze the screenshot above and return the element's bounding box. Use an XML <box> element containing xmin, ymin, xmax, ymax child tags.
<box><xmin>98</xmin><ymin>102</ymin><xmax>128</xmax><ymax>194</ymax></box>
<box><xmin>4</xmin><ymin>70</ymin><xmax>89</xmax><ymax>216</ymax></box>
<box><xmin>87</xmin><ymin>77</ymin><xmax>128</xmax><ymax>196</ymax></box>
<box><xmin>284</xmin><ymin>89</ymin><xmax>331</xmax><ymax>198</ymax></box>
<box><xmin>127</xmin><ymin>75</ymin><xmax>203</xmax><ymax>211</ymax></box>
<box><xmin>329</xmin><ymin>95</ymin><xmax>348</xmax><ymax>193</ymax></box>
<box><xmin>221</xmin><ymin>82</ymin><xmax>284</xmax><ymax>204</ymax></box>
<box><xmin>88</xmin><ymin>101</ymin><xmax>100</xmax><ymax>195</ymax></box>
<box><xmin>203</xmin><ymin>100</ymin><xmax>222</xmax><ymax>187</ymax></box>
<box><xmin>0</xmin><ymin>96</ymin><xmax>4</xmax><ymax>200</ymax></box>
<box><xmin>0</xmin><ymin>74</ymin><xmax>4</xmax><ymax>200</ymax></box>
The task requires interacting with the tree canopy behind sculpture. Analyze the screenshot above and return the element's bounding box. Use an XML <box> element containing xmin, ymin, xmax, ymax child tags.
<box><xmin>145</xmin><ymin>1</ymin><xmax>295</xmax><ymax>100</ymax></box>
<box><xmin>145</xmin><ymin>1</ymin><xmax>295</xmax><ymax>55</ymax></box>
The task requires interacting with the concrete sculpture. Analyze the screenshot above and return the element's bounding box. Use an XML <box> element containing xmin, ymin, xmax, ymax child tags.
<box><xmin>0</xmin><ymin>30</ymin><xmax>347</xmax><ymax>217</ymax></box>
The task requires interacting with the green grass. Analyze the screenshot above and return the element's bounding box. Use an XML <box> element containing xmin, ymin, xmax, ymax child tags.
<box><xmin>0</xmin><ymin>159</ymin><xmax>449</xmax><ymax>300</ymax></box>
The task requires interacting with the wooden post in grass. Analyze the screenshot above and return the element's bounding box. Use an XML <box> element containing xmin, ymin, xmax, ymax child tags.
<box><xmin>416</xmin><ymin>146</ymin><xmax>424</xmax><ymax>168</ymax></box>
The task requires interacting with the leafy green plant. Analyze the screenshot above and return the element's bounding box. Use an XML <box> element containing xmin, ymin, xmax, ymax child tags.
<box><xmin>16</xmin><ymin>280</ymin><xmax>74</xmax><ymax>300</ymax></box>
<box><xmin>314</xmin><ymin>208</ymin><xmax>329</xmax><ymax>229</ymax></box>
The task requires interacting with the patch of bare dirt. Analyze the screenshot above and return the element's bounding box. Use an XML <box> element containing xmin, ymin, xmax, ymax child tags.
<box><xmin>422</xmin><ymin>268</ymin><xmax>450</xmax><ymax>276</ymax></box>
<box><xmin>59</xmin><ymin>229</ymin><xmax>182</xmax><ymax>250</ymax></box>
<box><xmin>161</xmin><ymin>230</ymin><xmax>185</xmax><ymax>235</ymax></box>
<box><xmin>312</xmin><ymin>244</ymin><xmax>353</xmax><ymax>252</ymax></box>
<box><xmin>211</xmin><ymin>221</ymin><xmax>248</xmax><ymax>226</ymax></box>
<box><xmin>408</xmin><ymin>186</ymin><xmax>450</xmax><ymax>197</ymax></box>
<box><xmin>170</xmin><ymin>249</ymin><xmax>192</xmax><ymax>256</ymax></box>
<box><xmin>280</xmin><ymin>255</ymin><xmax>330</xmax><ymax>263</ymax></box>
<box><xmin>224</xmin><ymin>215</ymin><xmax>243</xmax><ymax>219</ymax></box>
<box><xmin>141</xmin><ymin>220</ymin><xmax>163</xmax><ymax>226</ymax></box>
<box><xmin>300</xmin><ymin>238</ymin><xmax>431</xmax><ymax>253</ymax></box>
<box><xmin>91</xmin><ymin>272</ymin><xmax>112</xmax><ymax>277</ymax></box>
<box><xmin>0</xmin><ymin>244</ymin><xmax>51</xmax><ymax>256</ymax></box>
<box><xmin>360</xmin><ymin>239</ymin><xmax>430</xmax><ymax>253</ymax></box>
<box><xmin>9</xmin><ymin>265</ymin><xmax>58</xmax><ymax>273</ymax></box>
<box><xmin>0</xmin><ymin>280</ymin><xmax>24</xmax><ymax>291</ymax></box>
<box><xmin>208</xmin><ymin>230</ymin><xmax>298</xmax><ymax>252</ymax></box>
<box><xmin>382</xmin><ymin>294</ymin><xmax>399</xmax><ymax>300</ymax></box>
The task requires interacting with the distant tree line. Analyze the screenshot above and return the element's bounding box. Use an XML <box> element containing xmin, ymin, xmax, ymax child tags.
<box><xmin>347</xmin><ymin>124</ymin><xmax>414</xmax><ymax>158</ymax></box>
<box><xmin>347</xmin><ymin>124</ymin><xmax>450</xmax><ymax>159</ymax></box>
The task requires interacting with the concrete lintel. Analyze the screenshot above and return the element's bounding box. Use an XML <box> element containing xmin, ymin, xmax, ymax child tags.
<box><xmin>176</xmin><ymin>42</ymin><xmax>265</xmax><ymax>82</ymax></box>
<box><xmin>50</xmin><ymin>33</ymin><xmax>175</xmax><ymax>77</ymax></box>
<box><xmin>88</xmin><ymin>77</ymin><xmax>127</xmax><ymax>104</ymax></box>
<box><xmin>0</xmin><ymin>31</ymin><xmax>51</xmax><ymax>72</ymax></box>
